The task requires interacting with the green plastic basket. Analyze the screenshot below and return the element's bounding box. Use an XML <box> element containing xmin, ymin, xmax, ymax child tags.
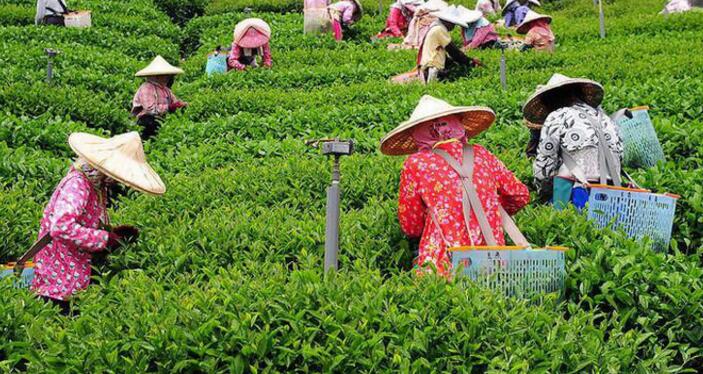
<box><xmin>615</xmin><ymin>107</ymin><xmax>665</xmax><ymax>169</ymax></box>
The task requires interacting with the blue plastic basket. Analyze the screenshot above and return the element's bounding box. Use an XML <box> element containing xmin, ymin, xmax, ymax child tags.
<box><xmin>205</xmin><ymin>54</ymin><xmax>227</xmax><ymax>76</ymax></box>
<box><xmin>615</xmin><ymin>107</ymin><xmax>665</xmax><ymax>169</ymax></box>
<box><xmin>1</xmin><ymin>263</ymin><xmax>35</xmax><ymax>288</ymax></box>
<box><xmin>587</xmin><ymin>186</ymin><xmax>678</xmax><ymax>251</ymax></box>
<box><xmin>450</xmin><ymin>247</ymin><xmax>566</xmax><ymax>297</ymax></box>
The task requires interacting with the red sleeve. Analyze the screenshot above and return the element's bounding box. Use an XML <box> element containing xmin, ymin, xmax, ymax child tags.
<box><xmin>398</xmin><ymin>156</ymin><xmax>426</xmax><ymax>238</ymax></box>
<box><xmin>228</xmin><ymin>44</ymin><xmax>246</xmax><ymax>70</ymax></box>
<box><xmin>262</xmin><ymin>42</ymin><xmax>272</xmax><ymax>67</ymax></box>
<box><xmin>478</xmin><ymin>145</ymin><xmax>530</xmax><ymax>215</ymax></box>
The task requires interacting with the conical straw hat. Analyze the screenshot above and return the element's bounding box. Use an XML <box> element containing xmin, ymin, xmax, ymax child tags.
<box><xmin>135</xmin><ymin>56</ymin><xmax>184</xmax><ymax>77</ymax></box>
<box><xmin>69</xmin><ymin>132</ymin><xmax>166</xmax><ymax>195</ymax></box>
<box><xmin>457</xmin><ymin>5</ymin><xmax>483</xmax><ymax>25</ymax></box>
<box><xmin>522</xmin><ymin>73</ymin><xmax>604</xmax><ymax>124</ymax></box>
<box><xmin>433</xmin><ymin>5</ymin><xmax>470</xmax><ymax>27</ymax></box>
<box><xmin>381</xmin><ymin>95</ymin><xmax>495</xmax><ymax>156</ymax></box>
<box><xmin>234</xmin><ymin>18</ymin><xmax>272</xmax><ymax>48</ymax></box>
<box><xmin>516</xmin><ymin>10</ymin><xmax>552</xmax><ymax>34</ymax></box>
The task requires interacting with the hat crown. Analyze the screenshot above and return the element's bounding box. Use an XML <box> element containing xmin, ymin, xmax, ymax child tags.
<box><xmin>409</xmin><ymin>95</ymin><xmax>454</xmax><ymax>121</ymax></box>
<box><xmin>457</xmin><ymin>5</ymin><xmax>483</xmax><ymax>23</ymax></box>
<box><xmin>136</xmin><ymin>55</ymin><xmax>184</xmax><ymax>77</ymax></box>
<box><xmin>547</xmin><ymin>73</ymin><xmax>572</xmax><ymax>85</ymax></box>
<box><xmin>110</xmin><ymin>132</ymin><xmax>146</xmax><ymax>163</ymax></box>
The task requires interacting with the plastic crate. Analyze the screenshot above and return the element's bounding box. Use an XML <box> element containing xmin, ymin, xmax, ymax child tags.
<box><xmin>587</xmin><ymin>186</ymin><xmax>678</xmax><ymax>251</ymax></box>
<box><xmin>1</xmin><ymin>262</ymin><xmax>35</xmax><ymax>288</ymax></box>
<box><xmin>615</xmin><ymin>107</ymin><xmax>665</xmax><ymax>169</ymax></box>
<box><xmin>206</xmin><ymin>54</ymin><xmax>227</xmax><ymax>76</ymax></box>
<box><xmin>64</xmin><ymin>11</ymin><xmax>91</xmax><ymax>28</ymax></box>
<box><xmin>450</xmin><ymin>246</ymin><xmax>566</xmax><ymax>297</ymax></box>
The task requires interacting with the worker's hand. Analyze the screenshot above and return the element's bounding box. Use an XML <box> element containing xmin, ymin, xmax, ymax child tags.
<box><xmin>168</xmin><ymin>101</ymin><xmax>187</xmax><ymax>112</ymax></box>
<box><xmin>470</xmin><ymin>58</ymin><xmax>483</xmax><ymax>68</ymax></box>
<box><xmin>112</xmin><ymin>225</ymin><xmax>140</xmax><ymax>244</ymax></box>
<box><xmin>106</xmin><ymin>232</ymin><xmax>123</xmax><ymax>251</ymax></box>
<box><xmin>264</xmin><ymin>61</ymin><xmax>272</xmax><ymax>68</ymax></box>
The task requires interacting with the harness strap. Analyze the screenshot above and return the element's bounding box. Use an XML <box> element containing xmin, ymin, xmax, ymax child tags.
<box><xmin>433</xmin><ymin>145</ymin><xmax>529</xmax><ymax>247</ymax></box>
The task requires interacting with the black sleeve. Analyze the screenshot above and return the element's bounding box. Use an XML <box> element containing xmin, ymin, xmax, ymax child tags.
<box><xmin>445</xmin><ymin>42</ymin><xmax>470</xmax><ymax>66</ymax></box>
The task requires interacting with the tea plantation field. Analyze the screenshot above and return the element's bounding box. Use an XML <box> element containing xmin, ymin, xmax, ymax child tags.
<box><xmin>2</xmin><ymin>0</ymin><xmax>703</xmax><ymax>371</ymax></box>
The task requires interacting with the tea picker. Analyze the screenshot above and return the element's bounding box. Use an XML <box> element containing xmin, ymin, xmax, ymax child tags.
<box><xmin>307</xmin><ymin>139</ymin><xmax>355</xmax><ymax>272</ymax></box>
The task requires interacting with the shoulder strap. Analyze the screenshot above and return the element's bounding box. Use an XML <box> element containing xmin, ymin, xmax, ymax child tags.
<box><xmin>584</xmin><ymin>109</ymin><xmax>622</xmax><ymax>186</ymax></box>
<box><xmin>433</xmin><ymin>145</ymin><xmax>529</xmax><ymax>247</ymax></box>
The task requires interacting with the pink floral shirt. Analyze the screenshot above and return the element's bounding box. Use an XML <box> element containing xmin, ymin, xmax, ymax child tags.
<box><xmin>31</xmin><ymin>168</ymin><xmax>110</xmax><ymax>300</ymax></box>
<box><xmin>398</xmin><ymin>141</ymin><xmax>530</xmax><ymax>276</ymax></box>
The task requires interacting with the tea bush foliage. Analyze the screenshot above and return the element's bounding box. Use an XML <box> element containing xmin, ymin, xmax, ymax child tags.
<box><xmin>1</xmin><ymin>0</ymin><xmax>703</xmax><ymax>371</ymax></box>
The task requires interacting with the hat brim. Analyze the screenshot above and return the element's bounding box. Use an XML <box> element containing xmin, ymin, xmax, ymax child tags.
<box><xmin>238</xmin><ymin>32</ymin><xmax>270</xmax><ymax>48</ymax></box>
<box><xmin>69</xmin><ymin>133</ymin><xmax>166</xmax><ymax>195</ymax></box>
<box><xmin>516</xmin><ymin>15</ymin><xmax>551</xmax><ymax>34</ymax></box>
<box><xmin>434</xmin><ymin>12</ymin><xmax>469</xmax><ymax>27</ymax></box>
<box><xmin>381</xmin><ymin>106</ymin><xmax>496</xmax><ymax>155</ymax></box>
<box><xmin>522</xmin><ymin>79</ymin><xmax>604</xmax><ymax>124</ymax></box>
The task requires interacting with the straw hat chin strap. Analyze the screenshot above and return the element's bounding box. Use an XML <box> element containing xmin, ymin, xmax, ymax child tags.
<box><xmin>430</xmin><ymin>145</ymin><xmax>530</xmax><ymax>248</ymax></box>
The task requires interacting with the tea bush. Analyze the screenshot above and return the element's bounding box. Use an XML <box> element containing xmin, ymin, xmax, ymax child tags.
<box><xmin>2</xmin><ymin>0</ymin><xmax>703</xmax><ymax>371</ymax></box>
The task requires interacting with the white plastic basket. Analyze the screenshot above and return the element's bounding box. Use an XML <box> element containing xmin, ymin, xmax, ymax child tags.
<box><xmin>64</xmin><ymin>11</ymin><xmax>92</xmax><ymax>28</ymax></box>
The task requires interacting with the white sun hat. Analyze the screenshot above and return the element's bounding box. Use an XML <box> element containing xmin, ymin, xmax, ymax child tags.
<box><xmin>457</xmin><ymin>5</ymin><xmax>483</xmax><ymax>25</ymax></box>
<box><xmin>135</xmin><ymin>55</ymin><xmax>184</xmax><ymax>77</ymax></box>
<box><xmin>433</xmin><ymin>5</ymin><xmax>470</xmax><ymax>27</ymax></box>
<box><xmin>522</xmin><ymin>73</ymin><xmax>605</xmax><ymax>124</ymax></box>
<box><xmin>69</xmin><ymin>132</ymin><xmax>166</xmax><ymax>195</ymax></box>
<box><xmin>233</xmin><ymin>18</ymin><xmax>272</xmax><ymax>48</ymax></box>
<box><xmin>516</xmin><ymin>10</ymin><xmax>552</xmax><ymax>34</ymax></box>
<box><xmin>381</xmin><ymin>95</ymin><xmax>496</xmax><ymax>156</ymax></box>
<box><xmin>418</xmin><ymin>0</ymin><xmax>448</xmax><ymax>12</ymax></box>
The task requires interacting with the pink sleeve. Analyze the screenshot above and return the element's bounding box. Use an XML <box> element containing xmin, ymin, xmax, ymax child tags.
<box><xmin>479</xmin><ymin>146</ymin><xmax>530</xmax><ymax>215</ymax></box>
<box><xmin>342</xmin><ymin>3</ymin><xmax>355</xmax><ymax>24</ymax></box>
<box><xmin>228</xmin><ymin>43</ymin><xmax>246</xmax><ymax>70</ymax></box>
<box><xmin>387</xmin><ymin>7</ymin><xmax>403</xmax><ymax>35</ymax></box>
<box><xmin>398</xmin><ymin>157</ymin><xmax>426</xmax><ymax>238</ymax></box>
<box><xmin>49</xmin><ymin>178</ymin><xmax>109</xmax><ymax>252</ymax></box>
<box><xmin>262</xmin><ymin>43</ymin><xmax>272</xmax><ymax>67</ymax></box>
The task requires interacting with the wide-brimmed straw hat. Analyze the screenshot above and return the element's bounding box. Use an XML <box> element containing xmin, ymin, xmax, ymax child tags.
<box><xmin>502</xmin><ymin>0</ymin><xmax>541</xmax><ymax>15</ymax></box>
<box><xmin>381</xmin><ymin>95</ymin><xmax>495</xmax><ymax>156</ymax></box>
<box><xmin>135</xmin><ymin>56</ymin><xmax>184</xmax><ymax>77</ymax></box>
<box><xmin>516</xmin><ymin>10</ymin><xmax>552</xmax><ymax>34</ymax></box>
<box><xmin>433</xmin><ymin>5</ymin><xmax>470</xmax><ymax>27</ymax></box>
<box><xmin>69</xmin><ymin>132</ymin><xmax>166</xmax><ymax>195</ymax></box>
<box><xmin>234</xmin><ymin>18</ymin><xmax>272</xmax><ymax>48</ymax></box>
<box><xmin>457</xmin><ymin>5</ymin><xmax>483</xmax><ymax>25</ymax></box>
<box><xmin>522</xmin><ymin>73</ymin><xmax>604</xmax><ymax>124</ymax></box>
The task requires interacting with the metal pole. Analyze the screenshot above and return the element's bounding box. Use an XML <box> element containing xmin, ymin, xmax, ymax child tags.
<box><xmin>378</xmin><ymin>0</ymin><xmax>383</xmax><ymax>16</ymax></box>
<box><xmin>324</xmin><ymin>155</ymin><xmax>341</xmax><ymax>272</ymax></box>
<box><xmin>598</xmin><ymin>0</ymin><xmax>606</xmax><ymax>39</ymax></box>
<box><xmin>500</xmin><ymin>47</ymin><xmax>507</xmax><ymax>90</ymax></box>
<box><xmin>46</xmin><ymin>58</ymin><xmax>53</xmax><ymax>83</ymax></box>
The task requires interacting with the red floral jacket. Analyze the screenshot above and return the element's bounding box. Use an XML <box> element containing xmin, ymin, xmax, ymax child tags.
<box><xmin>398</xmin><ymin>141</ymin><xmax>530</xmax><ymax>275</ymax></box>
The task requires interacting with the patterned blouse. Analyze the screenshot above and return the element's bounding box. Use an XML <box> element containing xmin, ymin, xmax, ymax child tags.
<box><xmin>398</xmin><ymin>141</ymin><xmax>530</xmax><ymax>276</ymax></box>
<box><xmin>533</xmin><ymin>102</ymin><xmax>623</xmax><ymax>190</ymax></box>
<box><xmin>32</xmin><ymin>168</ymin><xmax>110</xmax><ymax>301</ymax></box>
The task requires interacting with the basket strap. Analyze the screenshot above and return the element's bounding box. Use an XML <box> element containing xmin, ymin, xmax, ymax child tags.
<box><xmin>584</xmin><ymin>109</ymin><xmax>622</xmax><ymax>187</ymax></box>
<box><xmin>433</xmin><ymin>145</ymin><xmax>529</xmax><ymax>246</ymax></box>
<box><xmin>560</xmin><ymin>151</ymin><xmax>589</xmax><ymax>185</ymax></box>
